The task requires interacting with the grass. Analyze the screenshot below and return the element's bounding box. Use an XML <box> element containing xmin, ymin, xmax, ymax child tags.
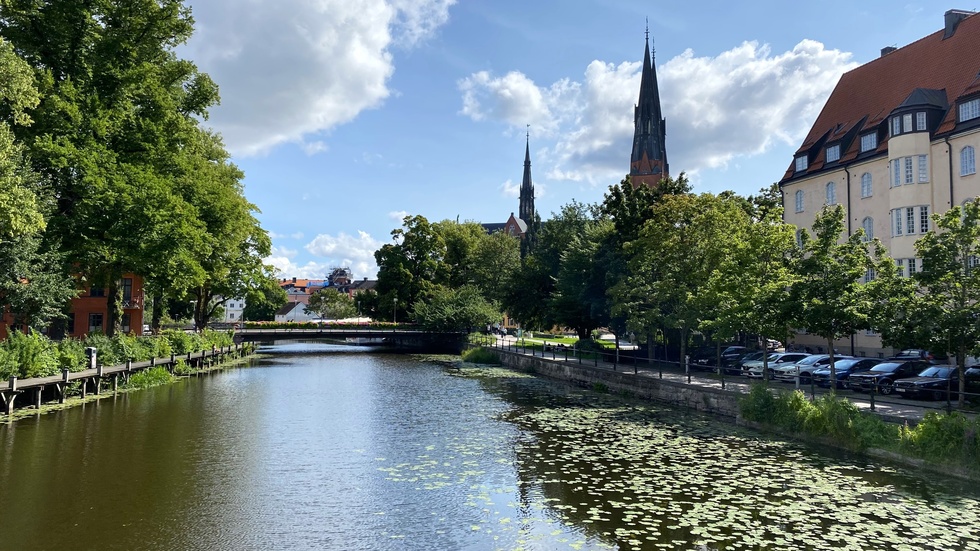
<box><xmin>123</xmin><ymin>367</ymin><xmax>175</xmax><ymax>390</ymax></box>
<box><xmin>462</xmin><ymin>347</ymin><xmax>501</xmax><ymax>365</ymax></box>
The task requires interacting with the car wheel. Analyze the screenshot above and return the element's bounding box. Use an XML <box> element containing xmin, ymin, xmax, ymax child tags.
<box><xmin>800</xmin><ymin>373</ymin><xmax>811</xmax><ymax>385</ymax></box>
<box><xmin>878</xmin><ymin>379</ymin><xmax>894</xmax><ymax>395</ymax></box>
<box><xmin>932</xmin><ymin>390</ymin><xmax>946</xmax><ymax>401</ymax></box>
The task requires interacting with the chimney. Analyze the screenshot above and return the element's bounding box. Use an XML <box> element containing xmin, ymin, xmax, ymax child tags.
<box><xmin>944</xmin><ymin>9</ymin><xmax>974</xmax><ymax>39</ymax></box>
<box><xmin>292</xmin><ymin>277</ymin><xmax>297</xmax><ymax>283</ymax></box>
<box><xmin>880</xmin><ymin>46</ymin><xmax>897</xmax><ymax>57</ymax></box>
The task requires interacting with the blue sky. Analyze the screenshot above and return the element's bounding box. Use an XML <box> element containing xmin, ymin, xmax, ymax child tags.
<box><xmin>180</xmin><ymin>0</ymin><xmax>950</xmax><ymax>279</ymax></box>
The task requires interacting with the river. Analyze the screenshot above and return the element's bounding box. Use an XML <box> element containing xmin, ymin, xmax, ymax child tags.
<box><xmin>1</xmin><ymin>341</ymin><xmax>978</xmax><ymax>551</ymax></box>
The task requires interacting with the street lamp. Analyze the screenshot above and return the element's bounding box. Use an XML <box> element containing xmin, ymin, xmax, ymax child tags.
<box><xmin>393</xmin><ymin>297</ymin><xmax>398</xmax><ymax>324</ymax></box>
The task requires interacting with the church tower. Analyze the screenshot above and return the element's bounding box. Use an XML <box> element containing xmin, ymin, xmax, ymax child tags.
<box><xmin>629</xmin><ymin>27</ymin><xmax>669</xmax><ymax>187</ymax></box>
<box><xmin>519</xmin><ymin>132</ymin><xmax>534</xmax><ymax>224</ymax></box>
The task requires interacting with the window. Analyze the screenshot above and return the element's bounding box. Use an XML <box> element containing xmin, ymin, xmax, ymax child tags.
<box><xmin>121</xmin><ymin>313</ymin><xmax>131</xmax><ymax>334</ymax></box>
<box><xmin>892</xmin><ymin>206</ymin><xmax>930</xmax><ymax>236</ymax></box>
<box><xmin>920</xmin><ymin>205</ymin><xmax>929</xmax><ymax>233</ymax></box>
<box><xmin>860</xmin><ymin>133</ymin><xmax>877</xmax><ymax>152</ymax></box>
<box><xmin>906</xmin><ymin>207</ymin><xmax>915</xmax><ymax>234</ymax></box>
<box><xmin>892</xmin><ymin>160</ymin><xmax>901</xmax><ymax>187</ymax></box>
<box><xmin>918</xmin><ymin>155</ymin><xmax>928</xmax><ymax>182</ymax></box>
<box><xmin>121</xmin><ymin>278</ymin><xmax>133</xmax><ymax>306</ymax></box>
<box><xmin>863</xmin><ymin>268</ymin><xmax>877</xmax><ymax>284</ymax></box>
<box><xmin>826</xmin><ymin>144</ymin><xmax>840</xmax><ymax>163</ymax></box>
<box><xmin>862</xmin><ymin>217</ymin><xmax>874</xmax><ymax>241</ymax></box>
<box><xmin>826</xmin><ymin>182</ymin><xmax>837</xmax><ymax>205</ymax></box>
<box><xmin>90</xmin><ymin>287</ymin><xmax>106</xmax><ymax>298</ymax></box>
<box><xmin>795</xmin><ymin>190</ymin><xmax>804</xmax><ymax>213</ymax></box>
<box><xmin>88</xmin><ymin>313</ymin><xmax>104</xmax><ymax>334</ymax></box>
<box><xmin>903</xmin><ymin>113</ymin><xmax>913</xmax><ymax>133</ymax></box>
<box><xmin>904</xmin><ymin>156</ymin><xmax>914</xmax><ymax>184</ymax></box>
<box><xmin>916</xmin><ymin>112</ymin><xmax>927</xmax><ymax>131</ymax></box>
<box><xmin>796</xmin><ymin>229</ymin><xmax>805</xmax><ymax>249</ymax></box>
<box><xmin>963</xmin><ymin>146</ymin><xmax>977</xmax><ymax>176</ymax></box>
<box><xmin>908</xmin><ymin>258</ymin><xmax>917</xmax><ymax>275</ymax></box>
<box><xmin>892</xmin><ymin>116</ymin><xmax>901</xmax><ymax>136</ymax></box>
<box><xmin>893</xmin><ymin>209</ymin><xmax>903</xmax><ymax>236</ymax></box>
<box><xmin>861</xmin><ymin>173</ymin><xmax>872</xmax><ymax>198</ymax></box>
<box><xmin>795</xmin><ymin>155</ymin><xmax>808</xmax><ymax>172</ymax></box>
<box><xmin>896</xmin><ymin>258</ymin><xmax>906</xmax><ymax>278</ymax></box>
<box><xmin>229</xmin><ymin>313</ymin><xmax>236</xmax><ymax>319</ymax></box>
<box><xmin>960</xmin><ymin>98</ymin><xmax>980</xmax><ymax>122</ymax></box>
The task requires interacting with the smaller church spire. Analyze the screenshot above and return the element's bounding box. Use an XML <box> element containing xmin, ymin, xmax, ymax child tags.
<box><xmin>519</xmin><ymin>127</ymin><xmax>535</xmax><ymax>225</ymax></box>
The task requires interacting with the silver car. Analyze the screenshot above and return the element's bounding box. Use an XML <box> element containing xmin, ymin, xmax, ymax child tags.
<box><xmin>743</xmin><ymin>353</ymin><xmax>810</xmax><ymax>379</ymax></box>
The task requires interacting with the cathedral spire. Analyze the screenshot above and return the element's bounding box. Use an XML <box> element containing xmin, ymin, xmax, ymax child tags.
<box><xmin>630</xmin><ymin>26</ymin><xmax>669</xmax><ymax>187</ymax></box>
<box><xmin>519</xmin><ymin>127</ymin><xmax>534</xmax><ymax>224</ymax></box>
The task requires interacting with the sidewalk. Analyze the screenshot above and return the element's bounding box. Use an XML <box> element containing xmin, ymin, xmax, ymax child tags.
<box><xmin>487</xmin><ymin>336</ymin><xmax>973</xmax><ymax>424</ymax></box>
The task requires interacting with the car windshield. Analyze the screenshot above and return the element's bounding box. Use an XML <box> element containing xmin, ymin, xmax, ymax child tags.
<box><xmin>917</xmin><ymin>367</ymin><xmax>955</xmax><ymax>378</ymax></box>
<box><xmin>828</xmin><ymin>359</ymin><xmax>860</xmax><ymax>370</ymax></box>
<box><xmin>766</xmin><ymin>353</ymin><xmax>781</xmax><ymax>360</ymax></box>
<box><xmin>796</xmin><ymin>355</ymin><xmax>825</xmax><ymax>366</ymax></box>
<box><xmin>869</xmin><ymin>363</ymin><xmax>900</xmax><ymax>373</ymax></box>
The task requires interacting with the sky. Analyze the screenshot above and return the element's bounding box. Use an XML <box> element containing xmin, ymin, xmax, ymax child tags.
<box><xmin>179</xmin><ymin>0</ymin><xmax>955</xmax><ymax>280</ymax></box>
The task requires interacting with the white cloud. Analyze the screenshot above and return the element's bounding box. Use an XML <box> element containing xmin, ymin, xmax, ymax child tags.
<box><xmin>184</xmin><ymin>0</ymin><xmax>455</xmax><ymax>157</ymax></box>
<box><xmin>388</xmin><ymin>210</ymin><xmax>410</xmax><ymax>221</ymax></box>
<box><xmin>461</xmin><ymin>39</ymin><xmax>857</xmax><ymax>187</ymax></box>
<box><xmin>268</xmin><ymin>231</ymin><xmax>306</xmax><ymax>240</ymax></box>
<box><xmin>303</xmin><ymin>230</ymin><xmax>383</xmax><ymax>278</ymax></box>
<box><xmin>499</xmin><ymin>179</ymin><xmax>519</xmax><ymax>198</ymax></box>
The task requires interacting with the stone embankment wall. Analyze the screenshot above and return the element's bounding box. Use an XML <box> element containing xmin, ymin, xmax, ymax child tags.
<box><xmin>497</xmin><ymin>349</ymin><xmax>741</xmax><ymax>418</ymax></box>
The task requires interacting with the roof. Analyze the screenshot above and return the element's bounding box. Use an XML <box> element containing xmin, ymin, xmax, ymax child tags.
<box><xmin>350</xmin><ymin>279</ymin><xmax>378</xmax><ymax>291</ymax></box>
<box><xmin>275</xmin><ymin>302</ymin><xmax>301</xmax><ymax>316</ymax></box>
<box><xmin>781</xmin><ymin>11</ymin><xmax>980</xmax><ymax>184</ymax></box>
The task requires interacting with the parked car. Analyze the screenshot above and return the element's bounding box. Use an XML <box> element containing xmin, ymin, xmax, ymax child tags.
<box><xmin>771</xmin><ymin>354</ymin><xmax>846</xmax><ymax>384</ymax></box>
<box><xmin>890</xmin><ymin>349</ymin><xmax>944</xmax><ymax>363</ymax></box>
<box><xmin>893</xmin><ymin>366</ymin><xmax>961</xmax><ymax>400</ymax></box>
<box><xmin>848</xmin><ymin>360</ymin><xmax>932</xmax><ymax>395</ymax></box>
<box><xmin>743</xmin><ymin>353</ymin><xmax>810</xmax><ymax>379</ymax></box>
<box><xmin>727</xmin><ymin>351</ymin><xmax>764</xmax><ymax>375</ymax></box>
<box><xmin>812</xmin><ymin>358</ymin><xmax>883</xmax><ymax>388</ymax></box>
<box><xmin>720</xmin><ymin>346</ymin><xmax>749</xmax><ymax>365</ymax></box>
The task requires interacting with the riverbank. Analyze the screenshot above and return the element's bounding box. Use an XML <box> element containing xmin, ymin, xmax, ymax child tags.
<box><xmin>1</xmin><ymin>343</ymin><xmax>260</xmax><ymax>424</ymax></box>
<box><xmin>481</xmin><ymin>344</ymin><xmax>980</xmax><ymax>482</ymax></box>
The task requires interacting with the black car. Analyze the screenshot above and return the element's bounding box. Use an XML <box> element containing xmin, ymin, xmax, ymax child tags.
<box><xmin>812</xmin><ymin>358</ymin><xmax>883</xmax><ymax>388</ymax></box>
<box><xmin>720</xmin><ymin>346</ymin><xmax>749</xmax><ymax>365</ymax></box>
<box><xmin>893</xmin><ymin>366</ymin><xmax>960</xmax><ymax>400</ymax></box>
<box><xmin>848</xmin><ymin>360</ymin><xmax>932</xmax><ymax>395</ymax></box>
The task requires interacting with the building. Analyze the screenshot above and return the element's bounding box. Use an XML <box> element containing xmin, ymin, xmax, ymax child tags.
<box><xmin>629</xmin><ymin>28</ymin><xmax>669</xmax><ymax>187</ymax></box>
<box><xmin>220</xmin><ymin>297</ymin><xmax>245</xmax><ymax>323</ymax></box>
<box><xmin>779</xmin><ymin>9</ymin><xmax>980</xmax><ymax>356</ymax></box>
<box><xmin>482</xmin><ymin>134</ymin><xmax>535</xmax><ymax>238</ymax></box>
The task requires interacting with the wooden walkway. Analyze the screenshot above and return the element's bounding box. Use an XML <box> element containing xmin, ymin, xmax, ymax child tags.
<box><xmin>0</xmin><ymin>343</ymin><xmax>252</xmax><ymax>415</ymax></box>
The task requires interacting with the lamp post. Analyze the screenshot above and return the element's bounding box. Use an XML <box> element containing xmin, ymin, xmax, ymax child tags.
<box><xmin>393</xmin><ymin>297</ymin><xmax>398</xmax><ymax>325</ymax></box>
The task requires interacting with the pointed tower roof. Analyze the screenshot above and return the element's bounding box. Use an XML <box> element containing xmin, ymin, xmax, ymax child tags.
<box><xmin>519</xmin><ymin>129</ymin><xmax>535</xmax><ymax>224</ymax></box>
<box><xmin>630</xmin><ymin>25</ymin><xmax>669</xmax><ymax>187</ymax></box>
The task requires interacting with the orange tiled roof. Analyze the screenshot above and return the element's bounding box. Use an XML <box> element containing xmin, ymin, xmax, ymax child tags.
<box><xmin>781</xmin><ymin>12</ymin><xmax>980</xmax><ymax>183</ymax></box>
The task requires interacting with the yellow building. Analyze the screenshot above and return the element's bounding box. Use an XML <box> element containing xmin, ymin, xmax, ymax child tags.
<box><xmin>779</xmin><ymin>9</ymin><xmax>980</xmax><ymax>357</ymax></box>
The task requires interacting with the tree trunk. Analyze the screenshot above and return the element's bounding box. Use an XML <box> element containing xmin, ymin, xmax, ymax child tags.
<box><xmin>827</xmin><ymin>337</ymin><xmax>837</xmax><ymax>393</ymax></box>
<box><xmin>679</xmin><ymin>327</ymin><xmax>688</xmax><ymax>373</ymax></box>
<box><xmin>716</xmin><ymin>339</ymin><xmax>722</xmax><ymax>376</ymax></box>
<box><xmin>958</xmin><ymin>342</ymin><xmax>967</xmax><ymax>408</ymax></box>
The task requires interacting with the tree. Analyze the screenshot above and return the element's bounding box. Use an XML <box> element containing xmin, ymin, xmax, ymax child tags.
<box><xmin>706</xmin><ymin>185</ymin><xmax>797</xmax><ymax>379</ymax></box>
<box><xmin>469</xmin><ymin>230</ymin><xmax>520</xmax><ymax>306</ymax></box>
<box><xmin>307</xmin><ymin>288</ymin><xmax>357</xmax><ymax>321</ymax></box>
<box><xmin>413</xmin><ymin>285</ymin><xmax>500</xmax><ymax>332</ymax></box>
<box><xmin>242</xmin><ymin>268</ymin><xmax>289</xmax><ymax>322</ymax></box>
<box><xmin>790</xmin><ymin>205</ymin><xmax>873</xmax><ymax>389</ymax></box>
<box><xmin>374</xmin><ymin>215</ymin><xmax>447</xmax><ymax>321</ymax></box>
<box><xmin>900</xmin><ymin>200</ymin><xmax>980</xmax><ymax>406</ymax></box>
<box><xmin>618</xmin><ymin>193</ymin><xmax>746</xmax><ymax>369</ymax></box>
<box><xmin>552</xmin><ymin>218</ymin><xmax>614</xmax><ymax>340</ymax></box>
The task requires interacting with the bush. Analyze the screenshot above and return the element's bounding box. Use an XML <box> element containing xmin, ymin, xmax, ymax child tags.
<box><xmin>56</xmin><ymin>338</ymin><xmax>87</xmax><ymax>372</ymax></box>
<box><xmin>462</xmin><ymin>347</ymin><xmax>501</xmax><ymax>365</ymax></box>
<box><xmin>900</xmin><ymin>412</ymin><xmax>980</xmax><ymax>467</ymax></box>
<box><xmin>0</xmin><ymin>330</ymin><xmax>58</xmax><ymax>379</ymax></box>
<box><xmin>125</xmin><ymin>366</ymin><xmax>175</xmax><ymax>389</ymax></box>
<box><xmin>81</xmin><ymin>333</ymin><xmax>122</xmax><ymax>368</ymax></box>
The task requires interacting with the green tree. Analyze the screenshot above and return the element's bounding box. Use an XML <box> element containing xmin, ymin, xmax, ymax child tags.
<box><xmin>552</xmin><ymin>218</ymin><xmax>614</xmax><ymax>340</ymax></box>
<box><xmin>307</xmin><ymin>288</ymin><xmax>357</xmax><ymax>321</ymax></box>
<box><xmin>901</xmin><ymin>200</ymin><xmax>980</xmax><ymax>406</ymax></box>
<box><xmin>790</xmin><ymin>205</ymin><xmax>873</xmax><ymax>388</ymax></box>
<box><xmin>413</xmin><ymin>285</ymin><xmax>500</xmax><ymax>332</ymax></box>
<box><xmin>469</xmin><ymin>230</ymin><xmax>520</xmax><ymax>306</ymax></box>
<box><xmin>242</xmin><ymin>269</ymin><xmax>289</xmax><ymax>322</ymax></box>
<box><xmin>374</xmin><ymin>215</ymin><xmax>447</xmax><ymax>321</ymax></box>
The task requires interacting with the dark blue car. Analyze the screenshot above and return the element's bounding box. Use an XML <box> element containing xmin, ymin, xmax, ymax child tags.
<box><xmin>812</xmin><ymin>358</ymin><xmax>883</xmax><ymax>388</ymax></box>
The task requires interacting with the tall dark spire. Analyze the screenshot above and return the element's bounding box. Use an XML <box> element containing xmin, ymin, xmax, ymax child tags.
<box><xmin>630</xmin><ymin>26</ymin><xmax>668</xmax><ymax>187</ymax></box>
<box><xmin>519</xmin><ymin>128</ymin><xmax>534</xmax><ymax>224</ymax></box>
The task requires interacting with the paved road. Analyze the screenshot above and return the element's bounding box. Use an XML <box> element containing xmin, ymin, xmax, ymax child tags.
<box><xmin>486</xmin><ymin>336</ymin><xmax>974</xmax><ymax>424</ymax></box>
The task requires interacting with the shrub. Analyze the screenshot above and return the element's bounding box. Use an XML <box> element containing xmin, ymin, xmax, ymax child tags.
<box><xmin>125</xmin><ymin>367</ymin><xmax>175</xmax><ymax>389</ymax></box>
<box><xmin>81</xmin><ymin>333</ymin><xmax>122</xmax><ymax>368</ymax></box>
<box><xmin>56</xmin><ymin>338</ymin><xmax>87</xmax><ymax>372</ymax></box>
<box><xmin>900</xmin><ymin>412</ymin><xmax>980</xmax><ymax>466</ymax></box>
<box><xmin>462</xmin><ymin>347</ymin><xmax>501</xmax><ymax>365</ymax></box>
<box><xmin>172</xmin><ymin>359</ymin><xmax>194</xmax><ymax>376</ymax></box>
<box><xmin>0</xmin><ymin>330</ymin><xmax>58</xmax><ymax>378</ymax></box>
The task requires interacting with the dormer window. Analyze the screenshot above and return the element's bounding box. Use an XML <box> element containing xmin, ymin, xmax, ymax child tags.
<box><xmin>826</xmin><ymin>144</ymin><xmax>841</xmax><ymax>163</ymax></box>
<box><xmin>860</xmin><ymin>133</ymin><xmax>877</xmax><ymax>152</ymax></box>
<box><xmin>891</xmin><ymin>111</ymin><xmax>929</xmax><ymax>136</ymax></box>
<box><xmin>960</xmin><ymin>98</ymin><xmax>980</xmax><ymax>122</ymax></box>
<box><xmin>916</xmin><ymin>112</ymin><xmax>927</xmax><ymax>131</ymax></box>
<box><xmin>795</xmin><ymin>155</ymin><xmax>808</xmax><ymax>172</ymax></box>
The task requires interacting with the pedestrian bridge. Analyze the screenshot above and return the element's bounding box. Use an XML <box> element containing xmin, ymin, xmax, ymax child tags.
<box><xmin>234</xmin><ymin>327</ymin><xmax>466</xmax><ymax>352</ymax></box>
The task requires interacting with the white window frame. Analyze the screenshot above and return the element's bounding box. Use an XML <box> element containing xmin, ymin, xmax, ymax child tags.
<box><xmin>916</xmin><ymin>112</ymin><xmax>927</xmax><ymax>131</ymax></box>
<box><xmin>892</xmin><ymin>160</ymin><xmax>901</xmax><ymax>187</ymax></box>
<box><xmin>860</xmin><ymin>133</ymin><xmax>877</xmax><ymax>152</ymax></box>
<box><xmin>906</xmin><ymin>207</ymin><xmax>915</xmax><ymax>235</ymax></box>
<box><xmin>918</xmin><ymin>155</ymin><xmax>928</xmax><ymax>183</ymax></box>
<box><xmin>826</xmin><ymin>144</ymin><xmax>841</xmax><ymax>163</ymax></box>
<box><xmin>795</xmin><ymin>155</ymin><xmax>808</xmax><ymax>172</ymax></box>
<box><xmin>826</xmin><ymin>182</ymin><xmax>837</xmax><ymax>205</ymax></box>
<box><xmin>963</xmin><ymin>146</ymin><xmax>977</xmax><ymax>176</ymax></box>
<box><xmin>795</xmin><ymin>190</ymin><xmax>804</xmax><ymax>213</ymax></box>
<box><xmin>796</xmin><ymin>229</ymin><xmax>805</xmax><ymax>249</ymax></box>
<box><xmin>862</xmin><ymin>217</ymin><xmax>874</xmax><ymax>241</ymax></box>
<box><xmin>892</xmin><ymin>117</ymin><xmax>901</xmax><ymax>136</ymax></box>
<box><xmin>903</xmin><ymin>113</ymin><xmax>913</xmax><ymax>133</ymax></box>
<box><xmin>920</xmin><ymin>205</ymin><xmax>929</xmax><ymax>234</ymax></box>
<box><xmin>864</xmin><ymin>267</ymin><xmax>876</xmax><ymax>284</ymax></box>
<box><xmin>861</xmin><ymin>172</ymin><xmax>872</xmax><ymax>198</ymax></box>
<box><xmin>896</xmin><ymin>258</ymin><xmax>906</xmax><ymax>278</ymax></box>
<box><xmin>893</xmin><ymin>209</ymin><xmax>903</xmax><ymax>236</ymax></box>
<box><xmin>960</xmin><ymin>98</ymin><xmax>980</xmax><ymax>122</ymax></box>
<box><xmin>908</xmin><ymin>258</ymin><xmax>917</xmax><ymax>275</ymax></box>
<box><xmin>904</xmin><ymin>157</ymin><xmax>914</xmax><ymax>184</ymax></box>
